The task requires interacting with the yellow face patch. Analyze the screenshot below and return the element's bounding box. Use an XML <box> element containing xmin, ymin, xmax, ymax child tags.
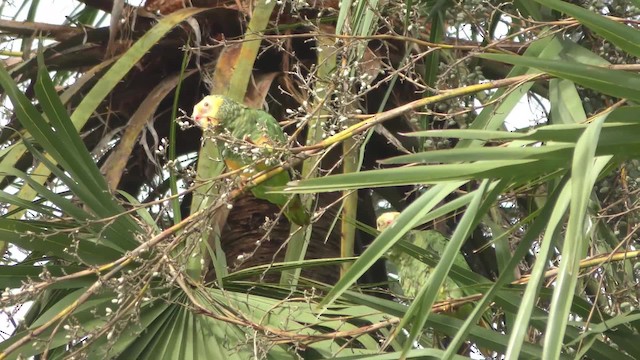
<box><xmin>193</xmin><ymin>95</ymin><xmax>226</xmax><ymax>128</ymax></box>
<box><xmin>209</xmin><ymin>96</ymin><xmax>224</xmax><ymax>116</ymax></box>
<box><xmin>376</xmin><ymin>212</ymin><xmax>400</xmax><ymax>231</ymax></box>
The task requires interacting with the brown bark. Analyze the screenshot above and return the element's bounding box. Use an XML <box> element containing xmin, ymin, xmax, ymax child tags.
<box><xmin>75</xmin><ymin>0</ymin><xmax>118</xmax><ymax>13</ymax></box>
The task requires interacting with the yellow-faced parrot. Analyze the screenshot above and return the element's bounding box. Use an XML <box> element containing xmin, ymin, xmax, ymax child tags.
<box><xmin>192</xmin><ymin>95</ymin><xmax>310</xmax><ymax>226</ymax></box>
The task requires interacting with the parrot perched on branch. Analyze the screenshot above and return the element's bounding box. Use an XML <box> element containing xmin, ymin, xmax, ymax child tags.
<box><xmin>376</xmin><ymin>212</ymin><xmax>468</xmax><ymax>300</ymax></box>
<box><xmin>376</xmin><ymin>212</ymin><xmax>492</xmax><ymax>354</ymax></box>
<box><xmin>191</xmin><ymin>95</ymin><xmax>310</xmax><ymax>226</ymax></box>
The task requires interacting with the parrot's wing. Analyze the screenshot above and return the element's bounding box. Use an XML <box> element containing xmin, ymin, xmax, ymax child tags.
<box><xmin>387</xmin><ymin>230</ymin><xmax>464</xmax><ymax>300</ymax></box>
<box><xmin>376</xmin><ymin>212</ymin><xmax>469</xmax><ymax>299</ymax></box>
<box><xmin>258</xmin><ymin>109</ymin><xmax>288</xmax><ymax>143</ymax></box>
<box><xmin>244</xmin><ymin>110</ymin><xmax>310</xmax><ymax>225</ymax></box>
<box><xmin>240</xmin><ymin>109</ymin><xmax>287</xmax><ymax>144</ymax></box>
<box><xmin>376</xmin><ymin>212</ymin><xmax>491</xmax><ymax>348</ymax></box>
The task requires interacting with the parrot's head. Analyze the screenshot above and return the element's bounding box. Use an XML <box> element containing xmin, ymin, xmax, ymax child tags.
<box><xmin>376</xmin><ymin>212</ymin><xmax>401</xmax><ymax>232</ymax></box>
<box><xmin>191</xmin><ymin>95</ymin><xmax>241</xmax><ymax>129</ymax></box>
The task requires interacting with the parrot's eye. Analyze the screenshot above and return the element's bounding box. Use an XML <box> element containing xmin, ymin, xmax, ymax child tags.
<box><xmin>202</xmin><ymin>102</ymin><xmax>210</xmax><ymax>108</ymax></box>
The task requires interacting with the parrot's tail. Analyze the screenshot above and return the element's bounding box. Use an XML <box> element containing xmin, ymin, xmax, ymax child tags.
<box><xmin>285</xmin><ymin>195</ymin><xmax>311</xmax><ymax>226</ymax></box>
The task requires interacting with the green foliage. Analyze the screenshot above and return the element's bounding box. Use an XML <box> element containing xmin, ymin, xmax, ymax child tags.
<box><xmin>1</xmin><ymin>0</ymin><xmax>640</xmax><ymax>359</ymax></box>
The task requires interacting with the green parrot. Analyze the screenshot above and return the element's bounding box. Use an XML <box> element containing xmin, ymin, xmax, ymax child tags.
<box><xmin>376</xmin><ymin>212</ymin><xmax>468</xmax><ymax>301</ymax></box>
<box><xmin>191</xmin><ymin>95</ymin><xmax>310</xmax><ymax>226</ymax></box>
<box><xmin>376</xmin><ymin>212</ymin><xmax>491</xmax><ymax>353</ymax></box>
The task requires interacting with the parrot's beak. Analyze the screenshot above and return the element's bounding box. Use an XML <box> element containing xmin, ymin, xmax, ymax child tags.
<box><xmin>191</xmin><ymin>110</ymin><xmax>219</xmax><ymax>128</ymax></box>
<box><xmin>198</xmin><ymin>116</ymin><xmax>220</xmax><ymax>128</ymax></box>
<box><xmin>191</xmin><ymin>108</ymin><xmax>201</xmax><ymax>125</ymax></box>
<box><xmin>193</xmin><ymin>115</ymin><xmax>206</xmax><ymax>128</ymax></box>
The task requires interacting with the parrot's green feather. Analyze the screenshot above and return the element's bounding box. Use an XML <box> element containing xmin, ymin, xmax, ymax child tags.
<box><xmin>378</xmin><ymin>212</ymin><xmax>490</xmax><ymax>321</ymax></box>
<box><xmin>202</xmin><ymin>96</ymin><xmax>310</xmax><ymax>225</ymax></box>
<box><xmin>377</xmin><ymin>212</ymin><xmax>491</xmax><ymax>352</ymax></box>
<box><xmin>386</xmin><ymin>229</ymin><xmax>467</xmax><ymax>300</ymax></box>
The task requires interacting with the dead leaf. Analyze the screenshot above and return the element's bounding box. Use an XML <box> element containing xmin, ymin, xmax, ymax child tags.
<box><xmin>102</xmin><ymin>69</ymin><xmax>197</xmax><ymax>190</ymax></box>
<box><xmin>244</xmin><ymin>72</ymin><xmax>279</xmax><ymax>108</ymax></box>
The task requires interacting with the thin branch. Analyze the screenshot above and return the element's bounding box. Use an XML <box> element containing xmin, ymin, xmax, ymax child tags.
<box><xmin>0</xmin><ymin>19</ymin><xmax>83</xmax><ymax>41</ymax></box>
